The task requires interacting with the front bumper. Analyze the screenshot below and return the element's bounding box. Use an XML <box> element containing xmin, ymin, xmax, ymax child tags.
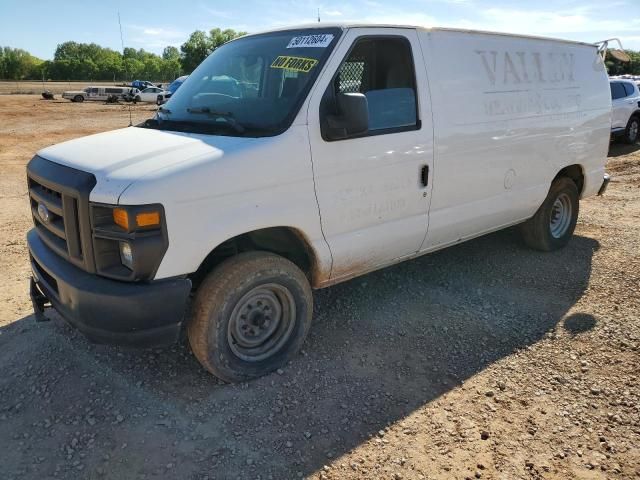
<box><xmin>28</xmin><ymin>229</ymin><xmax>191</xmax><ymax>347</ymax></box>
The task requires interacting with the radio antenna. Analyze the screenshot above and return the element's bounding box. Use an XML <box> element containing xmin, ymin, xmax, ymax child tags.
<box><xmin>317</xmin><ymin>8</ymin><xmax>321</xmax><ymax>22</ymax></box>
<box><xmin>118</xmin><ymin>11</ymin><xmax>133</xmax><ymax>126</ymax></box>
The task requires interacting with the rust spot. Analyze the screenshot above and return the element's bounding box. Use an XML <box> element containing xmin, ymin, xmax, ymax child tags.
<box><xmin>326</xmin><ymin>258</ymin><xmax>377</xmax><ymax>286</ymax></box>
<box><xmin>289</xmin><ymin>228</ymin><xmax>330</xmax><ymax>288</ymax></box>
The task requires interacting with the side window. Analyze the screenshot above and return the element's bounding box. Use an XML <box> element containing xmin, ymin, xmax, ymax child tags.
<box><xmin>335</xmin><ymin>36</ymin><xmax>418</xmax><ymax>132</ymax></box>
<box><xmin>622</xmin><ymin>82</ymin><xmax>636</xmax><ymax>97</ymax></box>
<box><xmin>610</xmin><ymin>82</ymin><xmax>626</xmax><ymax>100</ymax></box>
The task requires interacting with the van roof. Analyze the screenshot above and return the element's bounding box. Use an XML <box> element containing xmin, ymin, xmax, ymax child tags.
<box><xmin>243</xmin><ymin>23</ymin><xmax>598</xmax><ymax>48</ymax></box>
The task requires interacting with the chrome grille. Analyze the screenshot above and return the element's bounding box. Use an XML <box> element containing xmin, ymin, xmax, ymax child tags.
<box><xmin>26</xmin><ymin>156</ymin><xmax>96</xmax><ymax>272</ymax></box>
<box><xmin>28</xmin><ymin>177</ymin><xmax>83</xmax><ymax>262</ymax></box>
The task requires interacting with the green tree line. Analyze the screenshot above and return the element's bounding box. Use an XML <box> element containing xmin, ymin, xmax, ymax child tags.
<box><xmin>0</xmin><ymin>28</ymin><xmax>245</xmax><ymax>81</ymax></box>
<box><xmin>2</xmin><ymin>31</ymin><xmax>639</xmax><ymax>81</ymax></box>
<box><xmin>605</xmin><ymin>49</ymin><xmax>640</xmax><ymax>76</ymax></box>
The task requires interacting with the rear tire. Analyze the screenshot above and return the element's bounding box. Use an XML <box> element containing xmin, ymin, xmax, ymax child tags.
<box><xmin>624</xmin><ymin>116</ymin><xmax>639</xmax><ymax>144</ymax></box>
<box><xmin>73</xmin><ymin>95</ymin><xmax>84</xmax><ymax>103</ymax></box>
<box><xmin>188</xmin><ymin>252</ymin><xmax>313</xmax><ymax>383</ymax></box>
<box><xmin>520</xmin><ymin>177</ymin><xmax>579</xmax><ymax>251</ymax></box>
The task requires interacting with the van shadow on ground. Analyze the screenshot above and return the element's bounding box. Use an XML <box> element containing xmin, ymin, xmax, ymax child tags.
<box><xmin>0</xmin><ymin>228</ymin><xmax>599</xmax><ymax>479</ymax></box>
<box><xmin>608</xmin><ymin>141</ymin><xmax>640</xmax><ymax>158</ymax></box>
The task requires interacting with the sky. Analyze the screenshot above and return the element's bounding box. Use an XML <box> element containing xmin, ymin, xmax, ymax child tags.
<box><xmin>1</xmin><ymin>0</ymin><xmax>639</xmax><ymax>59</ymax></box>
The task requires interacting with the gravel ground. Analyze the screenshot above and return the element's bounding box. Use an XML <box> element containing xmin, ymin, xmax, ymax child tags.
<box><xmin>0</xmin><ymin>95</ymin><xmax>639</xmax><ymax>480</ymax></box>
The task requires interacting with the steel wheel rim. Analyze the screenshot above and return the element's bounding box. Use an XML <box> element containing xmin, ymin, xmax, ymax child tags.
<box><xmin>227</xmin><ymin>283</ymin><xmax>296</xmax><ymax>362</ymax></box>
<box><xmin>550</xmin><ymin>192</ymin><xmax>572</xmax><ymax>239</ymax></box>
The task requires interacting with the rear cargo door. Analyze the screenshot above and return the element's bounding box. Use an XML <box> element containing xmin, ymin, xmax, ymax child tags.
<box><xmin>306</xmin><ymin>28</ymin><xmax>434</xmax><ymax>281</ymax></box>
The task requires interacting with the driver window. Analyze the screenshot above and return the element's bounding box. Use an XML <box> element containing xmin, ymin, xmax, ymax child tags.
<box><xmin>195</xmin><ymin>56</ymin><xmax>265</xmax><ymax>99</ymax></box>
<box><xmin>336</xmin><ymin>36</ymin><xmax>418</xmax><ymax>132</ymax></box>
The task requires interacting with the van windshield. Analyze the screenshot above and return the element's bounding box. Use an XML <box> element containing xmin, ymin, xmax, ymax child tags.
<box><xmin>154</xmin><ymin>28</ymin><xmax>341</xmax><ymax>136</ymax></box>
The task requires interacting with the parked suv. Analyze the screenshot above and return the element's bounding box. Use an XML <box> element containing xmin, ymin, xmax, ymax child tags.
<box><xmin>130</xmin><ymin>80</ymin><xmax>156</xmax><ymax>90</ymax></box>
<box><xmin>610</xmin><ymin>79</ymin><xmax>640</xmax><ymax>144</ymax></box>
<box><xmin>28</xmin><ymin>25</ymin><xmax>611</xmax><ymax>382</ymax></box>
<box><xmin>157</xmin><ymin>75</ymin><xmax>188</xmax><ymax>104</ymax></box>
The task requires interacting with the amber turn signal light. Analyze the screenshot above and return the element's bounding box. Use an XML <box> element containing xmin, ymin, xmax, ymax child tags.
<box><xmin>113</xmin><ymin>208</ymin><xmax>160</xmax><ymax>229</ymax></box>
<box><xmin>136</xmin><ymin>211</ymin><xmax>161</xmax><ymax>227</ymax></box>
<box><xmin>112</xmin><ymin>208</ymin><xmax>129</xmax><ymax>230</ymax></box>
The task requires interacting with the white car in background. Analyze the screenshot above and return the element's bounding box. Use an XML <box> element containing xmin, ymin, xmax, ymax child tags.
<box><xmin>134</xmin><ymin>86</ymin><xmax>167</xmax><ymax>104</ymax></box>
<box><xmin>610</xmin><ymin>79</ymin><xmax>640</xmax><ymax>144</ymax></box>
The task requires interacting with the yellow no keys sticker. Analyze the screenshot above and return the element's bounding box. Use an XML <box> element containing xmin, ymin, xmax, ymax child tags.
<box><xmin>271</xmin><ymin>56</ymin><xmax>318</xmax><ymax>73</ymax></box>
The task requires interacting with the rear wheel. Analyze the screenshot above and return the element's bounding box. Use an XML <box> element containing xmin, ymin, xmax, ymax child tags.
<box><xmin>624</xmin><ymin>116</ymin><xmax>639</xmax><ymax>144</ymax></box>
<box><xmin>520</xmin><ymin>177</ymin><xmax>579</xmax><ymax>251</ymax></box>
<box><xmin>188</xmin><ymin>252</ymin><xmax>313</xmax><ymax>383</ymax></box>
<box><xmin>73</xmin><ymin>95</ymin><xmax>84</xmax><ymax>103</ymax></box>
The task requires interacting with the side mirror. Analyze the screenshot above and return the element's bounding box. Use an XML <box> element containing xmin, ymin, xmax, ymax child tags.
<box><xmin>325</xmin><ymin>92</ymin><xmax>369</xmax><ymax>140</ymax></box>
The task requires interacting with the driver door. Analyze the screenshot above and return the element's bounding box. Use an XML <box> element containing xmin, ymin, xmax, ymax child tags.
<box><xmin>306</xmin><ymin>28</ymin><xmax>434</xmax><ymax>281</ymax></box>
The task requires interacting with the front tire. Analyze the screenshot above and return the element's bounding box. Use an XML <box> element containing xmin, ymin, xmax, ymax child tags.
<box><xmin>624</xmin><ymin>116</ymin><xmax>639</xmax><ymax>144</ymax></box>
<box><xmin>188</xmin><ymin>252</ymin><xmax>313</xmax><ymax>383</ymax></box>
<box><xmin>520</xmin><ymin>177</ymin><xmax>579</xmax><ymax>251</ymax></box>
<box><xmin>73</xmin><ymin>95</ymin><xmax>84</xmax><ymax>103</ymax></box>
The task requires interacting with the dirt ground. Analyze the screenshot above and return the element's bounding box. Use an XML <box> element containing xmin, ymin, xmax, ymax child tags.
<box><xmin>0</xmin><ymin>94</ymin><xmax>639</xmax><ymax>480</ymax></box>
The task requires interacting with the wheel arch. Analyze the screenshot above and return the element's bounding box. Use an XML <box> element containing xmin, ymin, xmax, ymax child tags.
<box><xmin>189</xmin><ymin>226</ymin><xmax>322</xmax><ymax>290</ymax></box>
<box><xmin>554</xmin><ymin>164</ymin><xmax>585</xmax><ymax>196</ymax></box>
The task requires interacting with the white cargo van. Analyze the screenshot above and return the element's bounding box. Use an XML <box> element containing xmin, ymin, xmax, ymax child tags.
<box><xmin>28</xmin><ymin>24</ymin><xmax>611</xmax><ymax>382</ymax></box>
<box><xmin>61</xmin><ymin>86</ymin><xmax>134</xmax><ymax>102</ymax></box>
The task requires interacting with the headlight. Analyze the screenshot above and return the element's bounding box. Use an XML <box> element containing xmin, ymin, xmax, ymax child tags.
<box><xmin>119</xmin><ymin>241</ymin><xmax>133</xmax><ymax>270</ymax></box>
<box><xmin>90</xmin><ymin>203</ymin><xmax>168</xmax><ymax>281</ymax></box>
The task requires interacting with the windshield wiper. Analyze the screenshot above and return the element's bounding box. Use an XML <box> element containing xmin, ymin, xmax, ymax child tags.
<box><xmin>186</xmin><ymin>107</ymin><xmax>245</xmax><ymax>134</ymax></box>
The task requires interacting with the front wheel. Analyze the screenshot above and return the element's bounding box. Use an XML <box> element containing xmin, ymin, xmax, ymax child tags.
<box><xmin>73</xmin><ymin>95</ymin><xmax>84</xmax><ymax>103</ymax></box>
<box><xmin>188</xmin><ymin>252</ymin><xmax>313</xmax><ymax>383</ymax></box>
<box><xmin>624</xmin><ymin>116</ymin><xmax>639</xmax><ymax>144</ymax></box>
<box><xmin>520</xmin><ymin>177</ymin><xmax>579</xmax><ymax>251</ymax></box>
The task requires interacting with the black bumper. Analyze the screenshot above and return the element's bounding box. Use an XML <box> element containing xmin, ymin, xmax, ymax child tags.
<box><xmin>28</xmin><ymin>229</ymin><xmax>191</xmax><ymax>347</ymax></box>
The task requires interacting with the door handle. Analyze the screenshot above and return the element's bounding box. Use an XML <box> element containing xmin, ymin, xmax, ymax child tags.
<box><xmin>420</xmin><ymin>165</ymin><xmax>429</xmax><ymax>187</ymax></box>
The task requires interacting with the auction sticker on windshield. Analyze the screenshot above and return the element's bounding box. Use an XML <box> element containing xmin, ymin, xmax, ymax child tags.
<box><xmin>271</xmin><ymin>56</ymin><xmax>319</xmax><ymax>73</ymax></box>
<box><xmin>286</xmin><ymin>34</ymin><xmax>334</xmax><ymax>48</ymax></box>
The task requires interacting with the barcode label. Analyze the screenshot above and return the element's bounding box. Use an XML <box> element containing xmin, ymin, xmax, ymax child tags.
<box><xmin>286</xmin><ymin>34</ymin><xmax>334</xmax><ymax>49</ymax></box>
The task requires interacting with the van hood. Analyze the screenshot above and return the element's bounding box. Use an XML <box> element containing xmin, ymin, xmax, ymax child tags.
<box><xmin>37</xmin><ymin>126</ymin><xmax>247</xmax><ymax>204</ymax></box>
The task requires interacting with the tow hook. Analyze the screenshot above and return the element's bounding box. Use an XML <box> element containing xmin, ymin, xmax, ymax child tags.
<box><xmin>30</xmin><ymin>278</ymin><xmax>50</xmax><ymax>322</ymax></box>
